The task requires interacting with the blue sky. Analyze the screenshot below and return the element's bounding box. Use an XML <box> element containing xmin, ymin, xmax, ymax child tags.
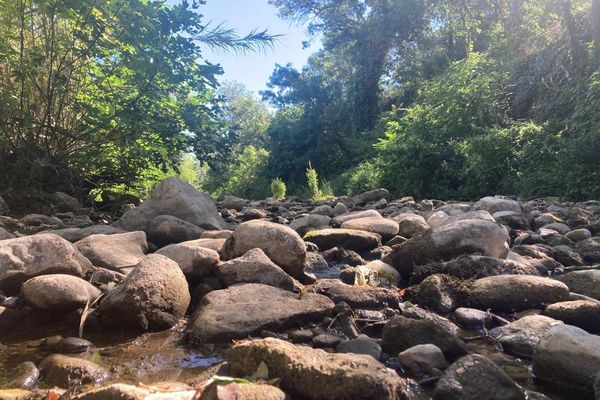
<box><xmin>196</xmin><ymin>0</ymin><xmax>319</xmax><ymax>94</ymax></box>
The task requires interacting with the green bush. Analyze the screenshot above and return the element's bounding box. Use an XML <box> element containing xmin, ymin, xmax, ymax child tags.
<box><xmin>271</xmin><ymin>178</ymin><xmax>287</xmax><ymax>199</ymax></box>
<box><xmin>218</xmin><ymin>146</ymin><xmax>271</xmax><ymax>199</ymax></box>
<box><xmin>343</xmin><ymin>161</ymin><xmax>383</xmax><ymax>196</ymax></box>
<box><xmin>306</xmin><ymin>166</ymin><xmax>321</xmax><ymax>200</ymax></box>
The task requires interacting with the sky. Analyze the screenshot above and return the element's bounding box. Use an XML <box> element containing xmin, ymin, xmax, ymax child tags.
<box><xmin>196</xmin><ymin>0</ymin><xmax>320</xmax><ymax>94</ymax></box>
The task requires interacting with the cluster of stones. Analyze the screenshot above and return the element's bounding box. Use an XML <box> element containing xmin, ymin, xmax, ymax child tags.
<box><xmin>0</xmin><ymin>177</ymin><xmax>599</xmax><ymax>399</ymax></box>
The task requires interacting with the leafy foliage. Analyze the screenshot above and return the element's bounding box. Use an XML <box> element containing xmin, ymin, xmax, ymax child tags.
<box><xmin>271</xmin><ymin>178</ymin><xmax>287</xmax><ymax>199</ymax></box>
<box><xmin>306</xmin><ymin>165</ymin><xmax>321</xmax><ymax>200</ymax></box>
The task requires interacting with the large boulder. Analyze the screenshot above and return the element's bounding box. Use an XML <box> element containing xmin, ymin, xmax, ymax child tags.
<box><xmin>533</xmin><ymin>324</ymin><xmax>600</xmax><ymax>395</ymax></box>
<box><xmin>490</xmin><ymin>315</ymin><xmax>562</xmax><ymax>358</ymax></box>
<box><xmin>21</xmin><ymin>274</ymin><xmax>101</xmax><ymax>312</ymax></box>
<box><xmin>474</xmin><ymin>196</ymin><xmax>522</xmax><ymax>214</ymax></box>
<box><xmin>392</xmin><ymin>214</ymin><xmax>429</xmax><ymax>238</ymax></box>
<box><xmin>49</xmin><ymin>225</ymin><xmax>125</xmax><ymax>243</ymax></box>
<box><xmin>187</xmin><ymin>284</ymin><xmax>334</xmax><ymax>344</ymax></box>
<box><xmin>427</xmin><ymin>210</ymin><xmax>495</xmax><ymax>229</ymax></box>
<box><xmin>222</xmin><ymin>220</ymin><xmax>307</xmax><ymax>278</ymax></box>
<box><xmin>555</xmin><ymin>270</ymin><xmax>600</xmax><ymax>299</ymax></box>
<box><xmin>544</xmin><ymin>300</ymin><xmax>600</xmax><ymax>333</ymax></box>
<box><xmin>115</xmin><ymin>177</ymin><xmax>225</xmax><ymax>232</ymax></box>
<box><xmin>304</xmin><ymin>228</ymin><xmax>382</xmax><ymax>252</ymax></box>
<box><xmin>215</xmin><ymin>248</ymin><xmax>294</xmax><ymax>290</ymax></box>
<box><xmin>433</xmin><ymin>354</ymin><xmax>525</xmax><ymax>400</ymax></box>
<box><xmin>147</xmin><ymin>215</ymin><xmax>204</xmax><ymax>247</ymax></box>
<box><xmin>314</xmin><ymin>279</ymin><xmax>400</xmax><ymax>309</ymax></box>
<box><xmin>227</xmin><ymin>337</ymin><xmax>407</xmax><ymax>400</ymax></box>
<box><xmin>0</xmin><ymin>234</ymin><xmax>92</xmax><ymax>293</ymax></box>
<box><xmin>341</xmin><ymin>217</ymin><xmax>399</xmax><ymax>240</ymax></box>
<box><xmin>468</xmin><ymin>275</ymin><xmax>570</xmax><ymax>312</ymax></box>
<box><xmin>155</xmin><ymin>241</ymin><xmax>219</xmax><ymax>277</ymax></box>
<box><xmin>331</xmin><ymin>210</ymin><xmax>382</xmax><ymax>227</ymax></box>
<box><xmin>351</xmin><ymin>189</ymin><xmax>389</xmax><ymax>206</ymax></box>
<box><xmin>75</xmin><ymin>231</ymin><xmax>147</xmax><ymax>272</ymax></box>
<box><xmin>383</xmin><ymin>219</ymin><xmax>509</xmax><ymax>275</ymax></box>
<box><xmin>99</xmin><ymin>254</ymin><xmax>190</xmax><ymax>331</ymax></box>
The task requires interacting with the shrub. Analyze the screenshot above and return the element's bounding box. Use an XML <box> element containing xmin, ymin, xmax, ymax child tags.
<box><xmin>306</xmin><ymin>165</ymin><xmax>321</xmax><ymax>200</ymax></box>
<box><xmin>271</xmin><ymin>178</ymin><xmax>287</xmax><ymax>199</ymax></box>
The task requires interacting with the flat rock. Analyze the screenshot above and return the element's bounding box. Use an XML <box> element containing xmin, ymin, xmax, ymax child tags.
<box><xmin>490</xmin><ymin>315</ymin><xmax>562</xmax><ymax>358</ymax></box>
<box><xmin>222</xmin><ymin>220</ymin><xmax>307</xmax><ymax>278</ymax></box>
<box><xmin>434</xmin><ymin>354</ymin><xmax>525</xmax><ymax>400</ymax></box>
<box><xmin>187</xmin><ymin>283</ymin><xmax>334</xmax><ymax>344</ymax></box>
<box><xmin>39</xmin><ymin>354</ymin><xmax>108</xmax><ymax>388</ymax></box>
<box><xmin>314</xmin><ymin>279</ymin><xmax>400</xmax><ymax>309</ymax></box>
<box><xmin>544</xmin><ymin>300</ymin><xmax>600</xmax><ymax>333</ymax></box>
<box><xmin>341</xmin><ymin>217</ymin><xmax>399</xmax><ymax>240</ymax></box>
<box><xmin>75</xmin><ymin>231</ymin><xmax>147</xmax><ymax>272</ymax></box>
<box><xmin>474</xmin><ymin>196</ymin><xmax>522</xmax><ymax>214</ymax></box>
<box><xmin>115</xmin><ymin>177</ymin><xmax>225</xmax><ymax>232</ymax></box>
<box><xmin>215</xmin><ymin>248</ymin><xmax>294</xmax><ymax>290</ymax></box>
<box><xmin>555</xmin><ymin>270</ymin><xmax>600</xmax><ymax>299</ymax></box>
<box><xmin>0</xmin><ymin>234</ymin><xmax>92</xmax><ymax>293</ymax></box>
<box><xmin>227</xmin><ymin>337</ymin><xmax>407</xmax><ymax>400</ymax></box>
<box><xmin>200</xmin><ymin>382</ymin><xmax>287</xmax><ymax>400</ymax></box>
<box><xmin>304</xmin><ymin>228</ymin><xmax>382</xmax><ymax>252</ymax></box>
<box><xmin>468</xmin><ymin>275</ymin><xmax>570</xmax><ymax>312</ymax></box>
<box><xmin>49</xmin><ymin>225</ymin><xmax>125</xmax><ymax>243</ymax></box>
<box><xmin>99</xmin><ymin>254</ymin><xmax>190</xmax><ymax>331</ymax></box>
<box><xmin>383</xmin><ymin>219</ymin><xmax>509</xmax><ymax>275</ymax></box>
<box><xmin>331</xmin><ymin>210</ymin><xmax>382</xmax><ymax>227</ymax></box>
<box><xmin>21</xmin><ymin>274</ymin><xmax>101</xmax><ymax>311</ymax></box>
<box><xmin>155</xmin><ymin>241</ymin><xmax>219</xmax><ymax>277</ymax></box>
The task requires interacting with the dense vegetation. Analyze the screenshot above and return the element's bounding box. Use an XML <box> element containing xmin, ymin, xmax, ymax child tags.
<box><xmin>1</xmin><ymin>0</ymin><xmax>599</xmax><ymax>204</ymax></box>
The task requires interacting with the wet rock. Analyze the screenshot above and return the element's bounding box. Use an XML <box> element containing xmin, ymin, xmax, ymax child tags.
<box><xmin>544</xmin><ymin>300</ymin><xmax>600</xmax><ymax>333</ymax></box>
<box><xmin>147</xmin><ymin>215</ymin><xmax>204</xmax><ymax>247</ymax></box>
<box><xmin>222</xmin><ymin>220</ymin><xmax>306</xmax><ymax>279</ymax></box>
<box><xmin>341</xmin><ymin>217</ymin><xmax>399</xmax><ymax>240</ymax></box>
<box><xmin>75</xmin><ymin>231</ymin><xmax>147</xmax><ymax>272</ymax></box>
<box><xmin>0</xmin><ymin>234</ymin><xmax>92</xmax><ymax>293</ymax></box>
<box><xmin>554</xmin><ymin>270</ymin><xmax>600</xmax><ymax>300</ymax></box>
<box><xmin>99</xmin><ymin>254</ymin><xmax>190</xmax><ymax>331</ymax></box>
<box><xmin>200</xmin><ymin>382</ymin><xmax>287</xmax><ymax>400</ymax></box>
<box><xmin>187</xmin><ymin>284</ymin><xmax>334</xmax><ymax>344</ymax></box>
<box><xmin>392</xmin><ymin>214</ymin><xmax>429</xmax><ymax>238</ymax></box>
<box><xmin>39</xmin><ymin>354</ymin><xmax>108</xmax><ymax>388</ymax></box>
<box><xmin>155</xmin><ymin>241</ymin><xmax>219</xmax><ymax>277</ymax></box>
<box><xmin>474</xmin><ymin>196</ymin><xmax>522</xmax><ymax>214</ymax></box>
<box><xmin>433</xmin><ymin>354</ymin><xmax>525</xmax><ymax>400</ymax></box>
<box><xmin>55</xmin><ymin>337</ymin><xmax>94</xmax><ymax>354</ymax></box>
<box><xmin>116</xmin><ymin>177</ymin><xmax>225</xmax><ymax>232</ymax></box>
<box><xmin>304</xmin><ymin>229</ymin><xmax>381</xmax><ymax>252</ymax></box>
<box><xmin>74</xmin><ymin>383</ymin><xmax>150</xmax><ymax>400</ymax></box>
<box><xmin>468</xmin><ymin>275</ymin><xmax>570</xmax><ymax>312</ymax></box>
<box><xmin>533</xmin><ymin>324</ymin><xmax>600</xmax><ymax>395</ymax></box>
<box><xmin>383</xmin><ymin>219</ymin><xmax>509</xmax><ymax>276</ymax></box>
<box><xmin>215</xmin><ymin>248</ymin><xmax>294</xmax><ymax>290</ymax></box>
<box><xmin>490</xmin><ymin>315</ymin><xmax>562</xmax><ymax>358</ymax></box>
<box><xmin>5</xmin><ymin>361</ymin><xmax>39</xmax><ymax>389</ymax></box>
<box><xmin>336</xmin><ymin>335</ymin><xmax>382</xmax><ymax>360</ymax></box>
<box><xmin>397</xmin><ymin>344</ymin><xmax>448</xmax><ymax>378</ymax></box>
<box><xmin>363</xmin><ymin>260</ymin><xmax>400</xmax><ymax>286</ymax></box>
<box><xmin>314</xmin><ymin>279</ymin><xmax>400</xmax><ymax>309</ymax></box>
<box><xmin>227</xmin><ymin>337</ymin><xmax>407</xmax><ymax>400</ymax></box>
<box><xmin>382</xmin><ymin>312</ymin><xmax>467</xmax><ymax>360</ymax></box>
<box><xmin>331</xmin><ymin>210</ymin><xmax>382</xmax><ymax>227</ymax></box>
<box><xmin>21</xmin><ymin>274</ymin><xmax>101</xmax><ymax>311</ymax></box>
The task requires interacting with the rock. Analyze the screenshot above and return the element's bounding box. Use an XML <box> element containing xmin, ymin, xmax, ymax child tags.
<box><xmin>363</xmin><ymin>260</ymin><xmax>401</xmax><ymax>286</ymax></box>
<box><xmin>552</xmin><ymin>245</ymin><xmax>584</xmax><ymax>266</ymax></box>
<box><xmin>351</xmin><ymin>188</ymin><xmax>389</xmax><ymax>206</ymax></box>
<box><xmin>304</xmin><ymin>229</ymin><xmax>381</xmax><ymax>252</ymax></box>
<box><xmin>433</xmin><ymin>354</ymin><xmax>525</xmax><ymax>400</ymax></box>
<box><xmin>0</xmin><ymin>227</ymin><xmax>15</xmax><ymax>240</ymax></box>
<box><xmin>0</xmin><ymin>389</ymin><xmax>31</xmax><ymax>399</ymax></box>
<box><xmin>397</xmin><ymin>344</ymin><xmax>448</xmax><ymax>378</ymax></box>
<box><xmin>490</xmin><ymin>315</ymin><xmax>562</xmax><ymax>358</ymax></box>
<box><xmin>0</xmin><ymin>234</ymin><xmax>92</xmax><ymax>294</ymax></box>
<box><xmin>311</xmin><ymin>204</ymin><xmax>334</xmax><ymax>217</ymax></box>
<box><xmin>115</xmin><ymin>177</ymin><xmax>225</xmax><ymax>232</ymax></box>
<box><xmin>493</xmin><ymin>211</ymin><xmax>529</xmax><ymax>230</ymax></box>
<box><xmin>304</xmin><ymin>252</ymin><xmax>329</xmax><ymax>272</ymax></box>
<box><xmin>574</xmin><ymin>238</ymin><xmax>600</xmax><ymax>263</ymax></box>
<box><xmin>544</xmin><ymin>300</ymin><xmax>600</xmax><ymax>333</ymax></box>
<box><xmin>222</xmin><ymin>220</ymin><xmax>306</xmax><ymax>279</ymax></box>
<box><xmin>333</xmin><ymin>202</ymin><xmax>349</xmax><ymax>216</ymax></box>
<box><xmin>21</xmin><ymin>275</ymin><xmax>101</xmax><ymax>311</ymax></box>
<box><xmin>289</xmin><ymin>214</ymin><xmax>331</xmax><ymax>235</ymax></box>
<box><xmin>227</xmin><ymin>337</ymin><xmax>407</xmax><ymax>400</ymax></box>
<box><xmin>312</xmin><ymin>334</ymin><xmax>341</xmax><ymax>348</ymax></box>
<box><xmin>75</xmin><ymin>231</ymin><xmax>147</xmax><ymax>272</ymax></box>
<box><xmin>49</xmin><ymin>225</ymin><xmax>126</xmax><ymax>243</ymax></box>
<box><xmin>336</xmin><ymin>335</ymin><xmax>382</xmax><ymax>360</ymax></box>
<box><xmin>415</xmin><ymin>274</ymin><xmax>461</xmax><ymax>313</ymax></box>
<box><xmin>200</xmin><ymin>382</ymin><xmax>287</xmax><ymax>400</ymax></box>
<box><xmin>314</xmin><ymin>279</ymin><xmax>400</xmax><ymax>308</ymax></box>
<box><xmin>331</xmin><ymin>210</ymin><xmax>381</xmax><ymax>227</ymax></box>
<box><xmin>222</xmin><ymin>195</ymin><xmax>246</xmax><ymax>211</ymax></box>
<box><xmin>187</xmin><ymin>284</ymin><xmax>334</xmax><ymax>344</ymax></box>
<box><xmin>185</xmin><ymin>238</ymin><xmax>226</xmax><ymax>254</ymax></box>
<box><xmin>392</xmin><ymin>214</ymin><xmax>429</xmax><ymax>238</ymax></box>
<box><xmin>21</xmin><ymin>214</ymin><xmax>64</xmax><ymax>228</ymax></box>
<box><xmin>453</xmin><ymin>307</ymin><xmax>492</xmax><ymax>329</ymax></box>
<box><xmin>341</xmin><ymin>217</ymin><xmax>399</xmax><ymax>240</ymax></box>
<box><xmin>99</xmin><ymin>254</ymin><xmax>190</xmax><ymax>331</ymax></box>
<box><xmin>39</xmin><ymin>354</ymin><xmax>108</xmax><ymax>388</ymax></box>
<box><xmin>468</xmin><ymin>275</ymin><xmax>570</xmax><ymax>312</ymax></box>
<box><xmin>554</xmin><ymin>270</ymin><xmax>600</xmax><ymax>300</ymax></box>
<box><xmin>155</xmin><ymin>241</ymin><xmax>219</xmax><ymax>277</ymax></box>
<box><xmin>382</xmin><ymin>311</ymin><xmax>467</xmax><ymax>360</ymax></box>
<box><xmin>51</xmin><ymin>192</ymin><xmax>81</xmax><ymax>212</ymax></box>
<box><xmin>474</xmin><ymin>196</ymin><xmax>522</xmax><ymax>214</ymax></box>
<box><xmin>215</xmin><ymin>248</ymin><xmax>294</xmax><ymax>290</ymax></box>
<box><xmin>427</xmin><ymin>210</ymin><xmax>495</xmax><ymax>229</ymax></box>
<box><xmin>383</xmin><ymin>219</ymin><xmax>509</xmax><ymax>275</ymax></box>
<box><xmin>5</xmin><ymin>361</ymin><xmax>39</xmax><ymax>389</ymax></box>
<box><xmin>147</xmin><ymin>215</ymin><xmax>204</xmax><ymax>246</ymax></box>
<box><xmin>533</xmin><ymin>324</ymin><xmax>600</xmax><ymax>395</ymax></box>
<box><xmin>541</xmin><ymin>222</ymin><xmax>571</xmax><ymax>235</ymax></box>
<box><xmin>0</xmin><ymin>195</ymin><xmax>8</xmax><ymax>214</ymax></box>
<box><xmin>565</xmin><ymin>228</ymin><xmax>592</xmax><ymax>242</ymax></box>
<box><xmin>74</xmin><ymin>384</ymin><xmax>150</xmax><ymax>400</ymax></box>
